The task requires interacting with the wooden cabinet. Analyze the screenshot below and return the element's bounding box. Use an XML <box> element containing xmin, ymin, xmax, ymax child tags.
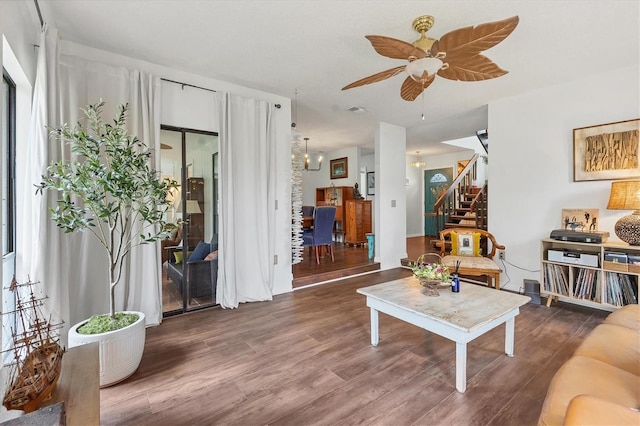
<box><xmin>345</xmin><ymin>200</ymin><xmax>372</xmax><ymax>245</ymax></box>
<box><xmin>540</xmin><ymin>238</ymin><xmax>639</xmax><ymax>311</ymax></box>
<box><xmin>315</xmin><ymin>186</ymin><xmax>354</xmax><ymax>238</ymax></box>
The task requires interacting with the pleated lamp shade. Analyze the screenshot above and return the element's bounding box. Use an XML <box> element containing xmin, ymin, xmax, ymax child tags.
<box><xmin>607</xmin><ymin>180</ymin><xmax>640</xmax><ymax>246</ymax></box>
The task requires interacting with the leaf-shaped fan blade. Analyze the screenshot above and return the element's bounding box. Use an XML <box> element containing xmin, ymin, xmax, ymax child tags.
<box><xmin>342</xmin><ymin>65</ymin><xmax>407</xmax><ymax>90</ymax></box>
<box><xmin>437</xmin><ymin>54</ymin><xmax>507</xmax><ymax>81</ymax></box>
<box><xmin>365</xmin><ymin>35</ymin><xmax>427</xmax><ymax>60</ymax></box>
<box><xmin>431</xmin><ymin>16</ymin><xmax>519</xmax><ymax>57</ymax></box>
<box><xmin>400</xmin><ymin>74</ymin><xmax>435</xmax><ymax>101</ymax></box>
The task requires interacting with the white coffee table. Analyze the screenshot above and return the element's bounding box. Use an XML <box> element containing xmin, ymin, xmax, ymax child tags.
<box><xmin>357</xmin><ymin>277</ymin><xmax>531</xmax><ymax>393</ymax></box>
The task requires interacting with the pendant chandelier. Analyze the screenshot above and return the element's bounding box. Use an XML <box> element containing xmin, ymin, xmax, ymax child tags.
<box><xmin>410</xmin><ymin>151</ymin><xmax>426</xmax><ymax>168</ymax></box>
<box><xmin>304</xmin><ymin>138</ymin><xmax>323</xmax><ymax>171</ymax></box>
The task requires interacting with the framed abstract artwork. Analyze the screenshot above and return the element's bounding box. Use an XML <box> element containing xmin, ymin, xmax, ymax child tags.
<box><xmin>573</xmin><ymin>118</ymin><xmax>640</xmax><ymax>181</ymax></box>
<box><xmin>367</xmin><ymin>171</ymin><xmax>375</xmax><ymax>195</ymax></box>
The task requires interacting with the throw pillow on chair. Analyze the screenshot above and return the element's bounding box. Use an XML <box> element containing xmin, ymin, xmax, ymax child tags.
<box><xmin>189</xmin><ymin>241</ymin><xmax>211</xmax><ymax>262</ymax></box>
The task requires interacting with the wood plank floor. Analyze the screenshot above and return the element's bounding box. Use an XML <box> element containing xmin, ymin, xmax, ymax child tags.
<box><xmin>102</xmin><ymin>267</ymin><xmax>608</xmax><ymax>426</ymax></box>
<box><xmin>164</xmin><ymin>236</ymin><xmax>438</xmax><ymax>313</ymax></box>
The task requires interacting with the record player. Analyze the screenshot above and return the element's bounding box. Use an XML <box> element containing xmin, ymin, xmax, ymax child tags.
<box><xmin>549</xmin><ymin>229</ymin><xmax>609</xmax><ymax>244</ymax></box>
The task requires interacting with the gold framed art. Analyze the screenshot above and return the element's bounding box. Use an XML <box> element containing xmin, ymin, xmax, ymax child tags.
<box><xmin>573</xmin><ymin>118</ymin><xmax>640</xmax><ymax>181</ymax></box>
<box><xmin>330</xmin><ymin>157</ymin><xmax>348</xmax><ymax>179</ymax></box>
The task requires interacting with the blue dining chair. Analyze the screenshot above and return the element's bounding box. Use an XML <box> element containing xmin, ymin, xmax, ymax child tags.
<box><xmin>301</xmin><ymin>205</ymin><xmax>315</xmax><ymax>217</ymax></box>
<box><xmin>301</xmin><ymin>205</ymin><xmax>315</xmax><ymax>231</ymax></box>
<box><xmin>302</xmin><ymin>206</ymin><xmax>336</xmax><ymax>264</ymax></box>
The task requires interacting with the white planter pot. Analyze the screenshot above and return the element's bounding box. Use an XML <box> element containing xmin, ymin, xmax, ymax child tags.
<box><xmin>68</xmin><ymin>311</ymin><xmax>146</xmax><ymax>387</ymax></box>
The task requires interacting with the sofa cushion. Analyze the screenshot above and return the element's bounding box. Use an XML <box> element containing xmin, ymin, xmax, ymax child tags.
<box><xmin>564</xmin><ymin>395</ymin><xmax>640</xmax><ymax>426</ymax></box>
<box><xmin>205</xmin><ymin>250</ymin><xmax>218</xmax><ymax>261</ymax></box>
<box><xmin>173</xmin><ymin>250</ymin><xmax>193</xmax><ymax>264</ymax></box>
<box><xmin>604</xmin><ymin>304</ymin><xmax>640</xmax><ymax>332</ymax></box>
<box><xmin>538</xmin><ymin>356</ymin><xmax>640</xmax><ymax>426</ymax></box>
<box><xmin>189</xmin><ymin>241</ymin><xmax>210</xmax><ymax>262</ymax></box>
<box><xmin>574</xmin><ymin>323</ymin><xmax>640</xmax><ymax>375</ymax></box>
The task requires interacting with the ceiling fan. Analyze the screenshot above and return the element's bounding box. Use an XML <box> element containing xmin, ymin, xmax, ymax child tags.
<box><xmin>342</xmin><ymin>15</ymin><xmax>519</xmax><ymax>101</ymax></box>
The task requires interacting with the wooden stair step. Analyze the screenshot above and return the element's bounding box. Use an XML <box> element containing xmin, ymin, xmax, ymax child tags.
<box><xmin>449</xmin><ymin>215</ymin><xmax>475</xmax><ymax>221</ymax></box>
<box><xmin>445</xmin><ymin>222</ymin><xmax>476</xmax><ymax>228</ymax></box>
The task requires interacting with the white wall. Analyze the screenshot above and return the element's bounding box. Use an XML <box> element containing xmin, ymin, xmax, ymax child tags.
<box><xmin>375</xmin><ymin>122</ymin><xmax>407</xmax><ymax>269</ymax></box>
<box><xmin>405</xmin><ymin>149</ymin><xmax>475</xmax><ymax>237</ymax></box>
<box><xmin>60</xmin><ymin>40</ymin><xmax>293</xmax><ymax>296</ymax></box>
<box><xmin>0</xmin><ymin>1</ymin><xmax>39</xmax><ymax>85</ymax></box>
<box><xmin>490</xmin><ymin>64</ymin><xmax>640</xmax><ymax>293</ymax></box>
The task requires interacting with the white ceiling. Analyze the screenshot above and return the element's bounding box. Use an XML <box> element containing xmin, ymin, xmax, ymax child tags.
<box><xmin>38</xmin><ymin>0</ymin><xmax>639</xmax><ymax>156</ymax></box>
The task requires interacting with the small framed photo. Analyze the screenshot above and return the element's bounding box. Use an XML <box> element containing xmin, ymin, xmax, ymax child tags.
<box><xmin>573</xmin><ymin>118</ymin><xmax>640</xmax><ymax>181</ymax></box>
<box><xmin>367</xmin><ymin>171</ymin><xmax>375</xmax><ymax>195</ymax></box>
<box><xmin>561</xmin><ymin>209</ymin><xmax>599</xmax><ymax>232</ymax></box>
<box><xmin>330</xmin><ymin>157</ymin><xmax>348</xmax><ymax>179</ymax></box>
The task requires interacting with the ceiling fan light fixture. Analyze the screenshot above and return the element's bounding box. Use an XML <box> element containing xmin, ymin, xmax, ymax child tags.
<box><xmin>342</xmin><ymin>15</ymin><xmax>519</xmax><ymax>102</ymax></box>
<box><xmin>412</xmin><ymin>34</ymin><xmax>437</xmax><ymax>52</ymax></box>
<box><xmin>406</xmin><ymin>57</ymin><xmax>443</xmax><ymax>83</ymax></box>
<box><xmin>412</xmin><ymin>15</ymin><xmax>437</xmax><ymax>52</ymax></box>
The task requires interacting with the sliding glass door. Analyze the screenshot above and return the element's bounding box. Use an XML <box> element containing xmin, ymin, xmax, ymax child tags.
<box><xmin>160</xmin><ymin>126</ymin><xmax>218</xmax><ymax>315</ymax></box>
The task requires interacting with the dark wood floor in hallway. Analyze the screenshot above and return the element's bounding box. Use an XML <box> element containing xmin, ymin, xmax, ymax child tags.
<box><xmin>292</xmin><ymin>235</ymin><xmax>440</xmax><ymax>288</ymax></box>
<box><xmin>101</xmin><ymin>268</ymin><xmax>608</xmax><ymax>426</ymax></box>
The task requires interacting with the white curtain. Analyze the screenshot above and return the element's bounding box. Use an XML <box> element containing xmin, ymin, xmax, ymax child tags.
<box><xmin>216</xmin><ymin>92</ymin><xmax>276</xmax><ymax>308</ymax></box>
<box><xmin>57</xmin><ymin>55</ymin><xmax>163</xmax><ymax>327</ymax></box>
<box><xmin>17</xmin><ymin>32</ymin><xmax>163</xmax><ymax>341</ymax></box>
<box><xmin>16</xmin><ymin>25</ymin><xmax>68</xmax><ymax>334</ymax></box>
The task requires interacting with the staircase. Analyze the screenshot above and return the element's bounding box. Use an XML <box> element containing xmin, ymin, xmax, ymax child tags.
<box><xmin>445</xmin><ymin>185</ymin><xmax>488</xmax><ymax>230</ymax></box>
<box><xmin>428</xmin><ymin>153</ymin><xmax>488</xmax><ymax>247</ymax></box>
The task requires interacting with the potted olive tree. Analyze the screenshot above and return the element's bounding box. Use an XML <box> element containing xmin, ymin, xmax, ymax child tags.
<box><xmin>37</xmin><ymin>101</ymin><xmax>172</xmax><ymax>386</ymax></box>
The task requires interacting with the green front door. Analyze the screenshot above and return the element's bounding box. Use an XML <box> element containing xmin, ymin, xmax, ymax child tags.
<box><xmin>424</xmin><ymin>167</ymin><xmax>453</xmax><ymax>236</ymax></box>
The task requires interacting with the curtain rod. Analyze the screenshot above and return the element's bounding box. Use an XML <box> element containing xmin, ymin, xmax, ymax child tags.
<box><xmin>161</xmin><ymin>78</ymin><xmax>217</xmax><ymax>94</ymax></box>
<box><xmin>33</xmin><ymin>0</ymin><xmax>44</xmax><ymax>28</ymax></box>
<box><xmin>160</xmin><ymin>78</ymin><xmax>281</xmax><ymax>109</ymax></box>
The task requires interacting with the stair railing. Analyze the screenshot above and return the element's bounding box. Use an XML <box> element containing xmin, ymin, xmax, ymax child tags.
<box><xmin>470</xmin><ymin>184</ymin><xmax>488</xmax><ymax>230</ymax></box>
<box><xmin>432</xmin><ymin>153</ymin><xmax>482</xmax><ymax>234</ymax></box>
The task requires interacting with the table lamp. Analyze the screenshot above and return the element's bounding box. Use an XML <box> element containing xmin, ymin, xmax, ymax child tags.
<box><xmin>176</xmin><ymin>200</ymin><xmax>202</xmax><ymax>214</ymax></box>
<box><xmin>607</xmin><ymin>180</ymin><xmax>640</xmax><ymax>246</ymax></box>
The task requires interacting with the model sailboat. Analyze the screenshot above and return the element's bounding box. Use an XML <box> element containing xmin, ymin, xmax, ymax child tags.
<box><xmin>2</xmin><ymin>277</ymin><xmax>64</xmax><ymax>413</ymax></box>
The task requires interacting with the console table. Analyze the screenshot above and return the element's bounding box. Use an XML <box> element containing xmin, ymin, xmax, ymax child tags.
<box><xmin>540</xmin><ymin>238</ymin><xmax>640</xmax><ymax>311</ymax></box>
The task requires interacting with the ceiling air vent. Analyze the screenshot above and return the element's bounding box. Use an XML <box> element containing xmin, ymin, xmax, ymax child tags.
<box><xmin>346</xmin><ymin>106</ymin><xmax>369</xmax><ymax>114</ymax></box>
